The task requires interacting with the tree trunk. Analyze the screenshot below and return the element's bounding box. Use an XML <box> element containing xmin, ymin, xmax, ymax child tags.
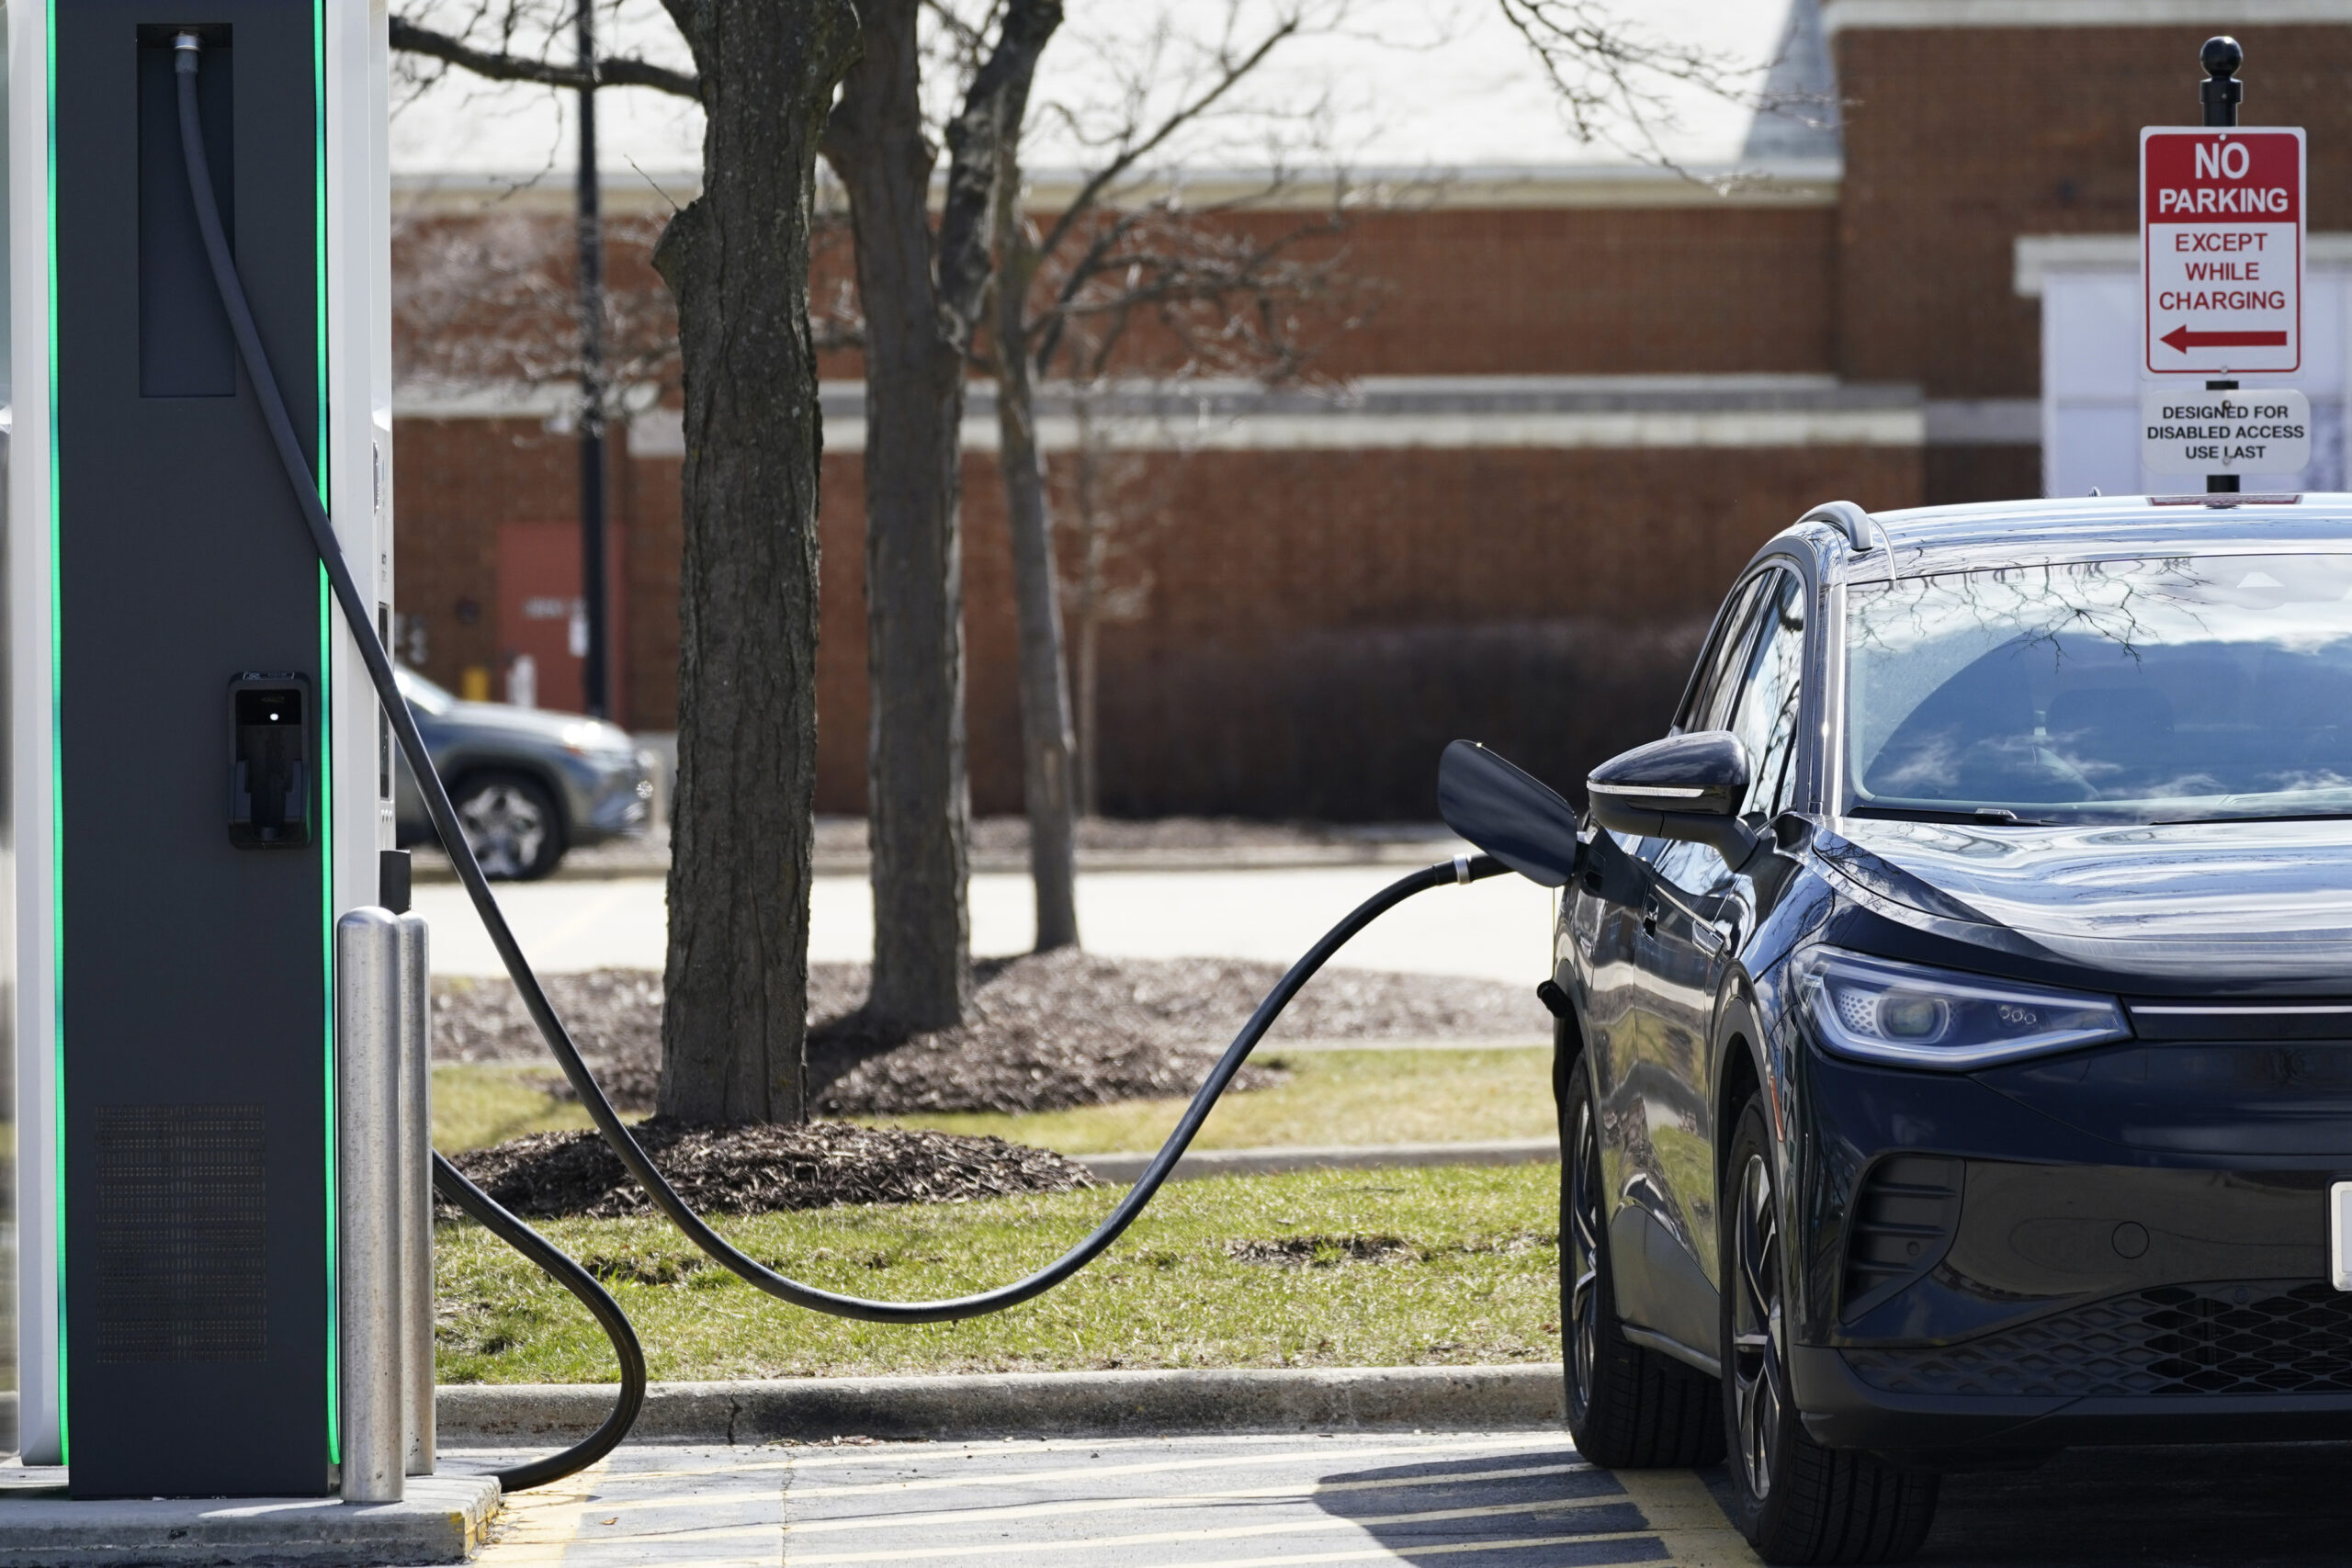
<box><xmin>993</xmin><ymin>217</ymin><xmax>1080</xmax><ymax>951</ymax></box>
<box><xmin>1070</xmin><ymin>403</ymin><xmax>1105</xmax><ymax>818</ymax></box>
<box><xmin>651</xmin><ymin>0</ymin><xmax>860</xmax><ymax>1123</ymax></box>
<box><xmin>825</xmin><ymin>0</ymin><xmax>971</xmax><ymax>1032</ymax></box>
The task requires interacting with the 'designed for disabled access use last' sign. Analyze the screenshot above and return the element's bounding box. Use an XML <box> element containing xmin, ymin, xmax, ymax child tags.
<box><xmin>2141</xmin><ymin>386</ymin><xmax>2310</xmax><ymax>475</ymax></box>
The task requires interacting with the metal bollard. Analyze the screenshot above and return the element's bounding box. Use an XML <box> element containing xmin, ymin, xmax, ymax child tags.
<box><xmin>338</xmin><ymin>908</ymin><xmax>404</xmax><ymax>1504</ymax></box>
<box><xmin>396</xmin><ymin>910</ymin><xmax>435</xmax><ymax>1476</ymax></box>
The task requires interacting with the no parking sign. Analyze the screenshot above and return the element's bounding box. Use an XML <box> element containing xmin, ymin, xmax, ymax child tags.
<box><xmin>2142</xmin><ymin>127</ymin><xmax>2305</xmax><ymax>376</ymax></box>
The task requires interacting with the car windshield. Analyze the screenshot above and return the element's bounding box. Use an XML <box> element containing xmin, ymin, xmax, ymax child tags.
<box><xmin>394</xmin><ymin>664</ymin><xmax>456</xmax><ymax>716</ymax></box>
<box><xmin>1845</xmin><ymin>552</ymin><xmax>2352</xmax><ymax>824</ymax></box>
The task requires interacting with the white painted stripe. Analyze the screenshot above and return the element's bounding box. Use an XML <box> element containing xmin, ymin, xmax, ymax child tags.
<box><xmin>1826</xmin><ymin>0</ymin><xmax>2352</xmax><ymax>33</ymax></box>
<box><xmin>782</xmin><ymin>1493</ymin><xmax>1627</xmax><ymax>1564</ymax></box>
<box><xmin>787</xmin><ymin>1433</ymin><xmax>1569</xmax><ymax>1495</ymax></box>
<box><xmin>785</xmin><ymin>1461</ymin><xmax>1590</xmax><ymax>1536</ymax></box>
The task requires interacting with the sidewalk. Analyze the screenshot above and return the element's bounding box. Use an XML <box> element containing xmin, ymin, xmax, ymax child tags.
<box><xmin>413</xmin><ymin>863</ymin><xmax>1558</xmax><ymax>984</ymax></box>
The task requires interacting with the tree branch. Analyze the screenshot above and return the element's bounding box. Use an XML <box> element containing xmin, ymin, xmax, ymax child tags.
<box><xmin>1032</xmin><ymin>13</ymin><xmax>1299</xmax><ymax>265</ymax></box>
<box><xmin>936</xmin><ymin>0</ymin><xmax>1062</xmax><ymax>339</ymax></box>
<box><xmin>390</xmin><ymin>13</ymin><xmax>700</xmax><ymax>100</ymax></box>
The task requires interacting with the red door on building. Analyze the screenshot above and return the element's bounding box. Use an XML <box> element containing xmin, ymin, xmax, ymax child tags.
<box><xmin>496</xmin><ymin>521</ymin><xmax>627</xmax><ymax>723</ymax></box>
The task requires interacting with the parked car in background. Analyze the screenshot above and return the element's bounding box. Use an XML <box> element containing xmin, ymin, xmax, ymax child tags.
<box><xmin>393</xmin><ymin>665</ymin><xmax>650</xmax><ymax>879</ymax></box>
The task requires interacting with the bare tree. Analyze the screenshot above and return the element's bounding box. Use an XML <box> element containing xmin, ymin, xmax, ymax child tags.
<box><xmin>986</xmin><ymin>1</ymin><xmax>1371</xmax><ymax>945</ymax></box>
<box><xmin>392</xmin><ymin>205</ymin><xmax>682</xmax><ymax>400</ymax></box>
<box><xmin>391</xmin><ymin>0</ymin><xmax>858</xmax><ymax>1123</ymax></box>
<box><xmin>820</xmin><ymin>0</ymin><xmax>1061</xmax><ymax>1033</ymax></box>
<box><xmin>1496</xmin><ymin>0</ymin><xmax>1837</xmax><ymax>172</ymax></box>
<box><xmin>1056</xmin><ymin>391</ymin><xmax>1160</xmax><ymax>818</ymax></box>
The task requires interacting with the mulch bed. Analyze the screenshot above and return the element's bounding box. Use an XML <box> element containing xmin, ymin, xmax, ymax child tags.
<box><xmin>435</xmin><ymin>949</ymin><xmax>1544</xmax><ymax>1118</ymax></box>
<box><xmin>445</xmin><ymin>1117</ymin><xmax>1099</xmax><ymax>1221</ymax></box>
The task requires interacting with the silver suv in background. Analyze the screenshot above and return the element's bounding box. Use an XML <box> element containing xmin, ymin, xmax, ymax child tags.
<box><xmin>392</xmin><ymin>666</ymin><xmax>651</xmax><ymax>879</ymax></box>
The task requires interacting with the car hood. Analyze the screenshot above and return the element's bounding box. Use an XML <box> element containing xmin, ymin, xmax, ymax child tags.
<box><xmin>1822</xmin><ymin>816</ymin><xmax>2352</xmax><ymax>984</ymax></box>
<box><xmin>420</xmin><ymin>700</ymin><xmax>632</xmax><ymax>753</ymax></box>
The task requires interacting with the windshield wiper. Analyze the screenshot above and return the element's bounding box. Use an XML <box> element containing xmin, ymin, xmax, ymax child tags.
<box><xmin>1847</xmin><ymin>804</ymin><xmax>2057</xmax><ymax>827</ymax></box>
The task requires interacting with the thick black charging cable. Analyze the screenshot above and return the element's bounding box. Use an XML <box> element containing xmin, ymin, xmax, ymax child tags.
<box><xmin>175</xmin><ymin>30</ymin><xmax>1509</xmax><ymax>1488</ymax></box>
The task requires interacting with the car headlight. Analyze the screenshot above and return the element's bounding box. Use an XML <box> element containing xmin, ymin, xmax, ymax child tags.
<box><xmin>1798</xmin><ymin>950</ymin><xmax>2128</xmax><ymax>1070</ymax></box>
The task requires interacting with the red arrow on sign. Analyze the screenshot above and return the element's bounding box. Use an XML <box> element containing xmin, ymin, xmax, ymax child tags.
<box><xmin>2161</xmin><ymin>325</ymin><xmax>2290</xmax><ymax>353</ymax></box>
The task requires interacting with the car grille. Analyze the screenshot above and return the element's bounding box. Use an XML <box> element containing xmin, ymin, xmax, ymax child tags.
<box><xmin>1845</xmin><ymin>1280</ymin><xmax>2352</xmax><ymax>1398</ymax></box>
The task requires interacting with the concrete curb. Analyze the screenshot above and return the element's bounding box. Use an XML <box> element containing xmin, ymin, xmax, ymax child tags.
<box><xmin>1075</xmin><ymin>1137</ymin><xmax>1558</xmax><ymax>1183</ymax></box>
<box><xmin>438</xmin><ymin>1364</ymin><xmax>1566</xmax><ymax>1446</ymax></box>
<box><xmin>0</xmin><ymin>1474</ymin><xmax>499</xmax><ymax>1566</ymax></box>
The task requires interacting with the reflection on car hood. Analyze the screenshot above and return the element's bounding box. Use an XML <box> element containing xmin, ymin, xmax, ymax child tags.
<box><xmin>1827</xmin><ymin>816</ymin><xmax>2352</xmax><ymax>981</ymax></box>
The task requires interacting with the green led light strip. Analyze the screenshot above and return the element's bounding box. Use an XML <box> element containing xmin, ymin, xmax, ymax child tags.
<box><xmin>315</xmin><ymin>0</ymin><xmax>339</xmax><ymax>1469</ymax></box>
<box><xmin>43</xmin><ymin>0</ymin><xmax>66</xmax><ymax>1466</ymax></box>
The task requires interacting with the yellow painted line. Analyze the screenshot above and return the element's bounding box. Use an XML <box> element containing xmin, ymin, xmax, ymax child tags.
<box><xmin>476</xmin><ymin>1459</ymin><xmax>616</xmax><ymax>1564</ymax></box>
<box><xmin>783</xmin><ymin>1492</ymin><xmax>1628</xmax><ymax>1565</ymax></box>
<box><xmin>786</xmin><ymin>1460</ymin><xmax>1592</xmax><ymax>1535</ymax></box>
<box><xmin>787</xmin><ymin>1433</ymin><xmax>1575</xmax><ymax>1497</ymax></box>
<box><xmin>1612</xmin><ymin>1469</ymin><xmax>1764</xmax><ymax>1568</ymax></box>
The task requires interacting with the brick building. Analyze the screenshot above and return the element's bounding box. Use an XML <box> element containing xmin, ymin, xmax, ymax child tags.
<box><xmin>390</xmin><ymin>0</ymin><xmax>2352</xmax><ymax>818</ymax></box>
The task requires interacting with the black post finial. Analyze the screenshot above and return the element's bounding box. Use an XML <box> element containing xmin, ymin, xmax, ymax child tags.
<box><xmin>2202</xmin><ymin>36</ymin><xmax>2244</xmax><ymax>127</ymax></box>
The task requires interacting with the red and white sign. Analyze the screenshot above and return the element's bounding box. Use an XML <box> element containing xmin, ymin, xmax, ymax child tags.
<box><xmin>2142</xmin><ymin>127</ymin><xmax>2304</xmax><ymax>375</ymax></box>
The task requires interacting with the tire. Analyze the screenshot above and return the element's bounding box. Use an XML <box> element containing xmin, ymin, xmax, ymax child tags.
<box><xmin>1722</xmin><ymin>1094</ymin><xmax>1939</xmax><ymax>1563</ymax></box>
<box><xmin>453</xmin><ymin>771</ymin><xmax>565</xmax><ymax>880</ymax></box>
<box><xmin>1561</xmin><ymin>1052</ymin><xmax>1724</xmax><ymax>1468</ymax></box>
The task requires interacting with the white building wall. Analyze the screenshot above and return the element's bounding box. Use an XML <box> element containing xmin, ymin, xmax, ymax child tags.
<box><xmin>2023</xmin><ymin>233</ymin><xmax>2352</xmax><ymax>500</ymax></box>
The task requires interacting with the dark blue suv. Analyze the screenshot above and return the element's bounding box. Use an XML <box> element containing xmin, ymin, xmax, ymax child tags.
<box><xmin>1442</xmin><ymin>495</ymin><xmax>2352</xmax><ymax>1562</ymax></box>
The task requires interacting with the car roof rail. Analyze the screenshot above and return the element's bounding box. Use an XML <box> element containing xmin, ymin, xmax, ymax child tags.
<box><xmin>1800</xmin><ymin>500</ymin><xmax>1883</xmax><ymax>555</ymax></box>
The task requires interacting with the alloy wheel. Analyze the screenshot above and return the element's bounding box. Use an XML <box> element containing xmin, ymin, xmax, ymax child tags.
<box><xmin>458</xmin><ymin>782</ymin><xmax>549</xmax><ymax>878</ymax></box>
<box><xmin>1731</xmin><ymin>1150</ymin><xmax>1785</xmax><ymax>1501</ymax></box>
<box><xmin>1566</xmin><ymin>1095</ymin><xmax>1605</xmax><ymax>1417</ymax></box>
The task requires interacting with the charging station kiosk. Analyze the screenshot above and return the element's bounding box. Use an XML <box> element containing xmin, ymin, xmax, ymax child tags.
<box><xmin>4</xmin><ymin>0</ymin><xmax>398</xmax><ymax>1496</ymax></box>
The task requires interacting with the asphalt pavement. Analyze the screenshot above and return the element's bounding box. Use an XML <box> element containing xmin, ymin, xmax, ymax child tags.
<box><xmin>449</xmin><ymin>1435</ymin><xmax>2352</xmax><ymax>1567</ymax></box>
<box><xmin>413</xmin><ymin>865</ymin><xmax>1557</xmax><ymax>982</ymax></box>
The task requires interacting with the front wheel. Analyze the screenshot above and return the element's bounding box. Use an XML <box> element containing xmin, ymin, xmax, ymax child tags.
<box><xmin>1721</xmin><ymin>1094</ymin><xmax>1939</xmax><ymax>1563</ymax></box>
<box><xmin>1560</xmin><ymin>1053</ymin><xmax>1723</xmax><ymax>1468</ymax></box>
<box><xmin>454</xmin><ymin>772</ymin><xmax>565</xmax><ymax>880</ymax></box>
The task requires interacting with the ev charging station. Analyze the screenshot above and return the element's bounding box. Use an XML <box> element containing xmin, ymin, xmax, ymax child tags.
<box><xmin>0</xmin><ymin>0</ymin><xmax>420</xmax><ymax>1500</ymax></box>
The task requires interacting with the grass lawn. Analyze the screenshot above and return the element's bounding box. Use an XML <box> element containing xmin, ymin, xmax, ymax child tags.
<box><xmin>435</xmin><ymin>1163</ymin><xmax>1564</xmax><ymax>1384</ymax></box>
<box><xmin>432</xmin><ymin>1045</ymin><xmax>1555</xmax><ymax>1156</ymax></box>
<box><xmin>433</xmin><ymin>1062</ymin><xmax>607</xmax><ymax>1152</ymax></box>
<box><xmin>864</xmin><ymin>1046</ymin><xmax>1555</xmax><ymax>1153</ymax></box>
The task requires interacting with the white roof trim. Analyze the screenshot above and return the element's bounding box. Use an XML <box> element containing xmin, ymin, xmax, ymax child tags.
<box><xmin>2016</xmin><ymin>231</ymin><xmax>2352</xmax><ymax>296</ymax></box>
<box><xmin>1827</xmin><ymin>0</ymin><xmax>2352</xmax><ymax>33</ymax></box>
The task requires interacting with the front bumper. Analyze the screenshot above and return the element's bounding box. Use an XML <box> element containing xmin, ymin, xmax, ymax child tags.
<box><xmin>1794</xmin><ymin>1037</ymin><xmax>2352</xmax><ymax>1459</ymax></box>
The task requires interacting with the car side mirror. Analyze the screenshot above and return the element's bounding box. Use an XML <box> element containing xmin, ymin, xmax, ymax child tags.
<box><xmin>1437</xmin><ymin>739</ymin><xmax>1582</xmax><ymax>887</ymax></box>
<box><xmin>1587</xmin><ymin>730</ymin><xmax>1760</xmax><ymax>863</ymax></box>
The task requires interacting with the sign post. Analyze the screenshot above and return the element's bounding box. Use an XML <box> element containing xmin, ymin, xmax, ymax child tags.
<box><xmin>2141</xmin><ymin>38</ymin><xmax>2305</xmax><ymax>493</ymax></box>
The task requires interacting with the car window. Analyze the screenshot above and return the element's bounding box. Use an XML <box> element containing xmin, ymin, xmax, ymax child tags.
<box><xmin>1725</xmin><ymin>570</ymin><xmax>1807</xmax><ymax>820</ymax></box>
<box><xmin>1681</xmin><ymin>573</ymin><xmax>1774</xmax><ymax>734</ymax></box>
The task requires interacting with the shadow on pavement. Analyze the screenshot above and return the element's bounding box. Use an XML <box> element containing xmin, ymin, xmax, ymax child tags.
<box><xmin>1921</xmin><ymin>1442</ymin><xmax>2352</xmax><ymax>1566</ymax></box>
<box><xmin>1311</xmin><ymin>1447</ymin><xmax>1664</xmax><ymax>1567</ymax></box>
